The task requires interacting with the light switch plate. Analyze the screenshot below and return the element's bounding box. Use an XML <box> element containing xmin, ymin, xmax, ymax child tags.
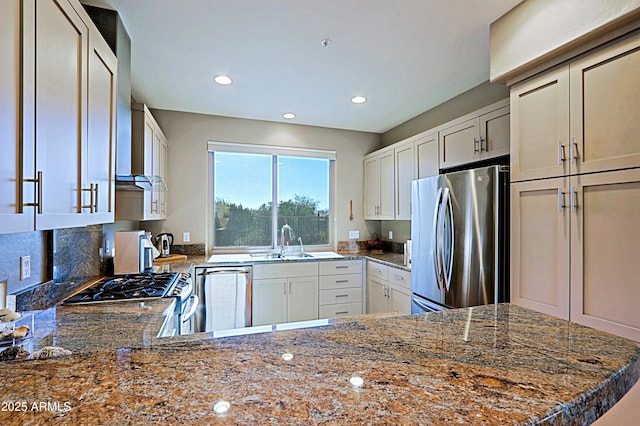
<box><xmin>348</xmin><ymin>231</ymin><xmax>359</xmax><ymax>239</ymax></box>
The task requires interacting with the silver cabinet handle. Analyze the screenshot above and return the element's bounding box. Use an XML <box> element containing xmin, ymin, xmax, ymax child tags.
<box><xmin>335</xmin><ymin>311</ymin><xmax>349</xmax><ymax>315</ymax></box>
<box><xmin>81</xmin><ymin>183</ymin><xmax>95</xmax><ymax>213</ymax></box>
<box><xmin>570</xmin><ymin>137</ymin><xmax>578</xmax><ymax>163</ymax></box>
<box><xmin>392</xmin><ymin>274</ymin><xmax>404</xmax><ymax>280</ymax></box>
<box><xmin>335</xmin><ymin>266</ymin><xmax>349</xmax><ymax>269</ymax></box>
<box><xmin>335</xmin><ymin>280</ymin><xmax>349</xmax><ymax>283</ymax></box>
<box><xmin>473</xmin><ymin>138</ymin><xmax>480</xmax><ymax>153</ymax></box>
<box><xmin>480</xmin><ymin>137</ymin><xmax>487</xmax><ymax>152</ymax></box>
<box><xmin>558</xmin><ymin>188</ymin><xmax>567</xmax><ymax>212</ymax></box>
<box><xmin>335</xmin><ymin>294</ymin><xmax>349</xmax><ymax>298</ymax></box>
<box><xmin>558</xmin><ymin>140</ymin><xmax>566</xmax><ymax>165</ymax></box>
<box><xmin>93</xmin><ymin>183</ymin><xmax>99</xmax><ymax>212</ymax></box>
<box><xmin>570</xmin><ymin>186</ymin><xmax>577</xmax><ymax>212</ymax></box>
<box><xmin>24</xmin><ymin>171</ymin><xmax>43</xmax><ymax>214</ymax></box>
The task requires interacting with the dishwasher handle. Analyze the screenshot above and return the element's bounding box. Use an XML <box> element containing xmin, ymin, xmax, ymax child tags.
<box><xmin>200</xmin><ymin>269</ymin><xmax>251</xmax><ymax>276</ymax></box>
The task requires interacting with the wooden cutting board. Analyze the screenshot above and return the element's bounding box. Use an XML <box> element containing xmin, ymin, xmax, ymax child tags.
<box><xmin>154</xmin><ymin>254</ymin><xmax>188</xmax><ymax>263</ymax></box>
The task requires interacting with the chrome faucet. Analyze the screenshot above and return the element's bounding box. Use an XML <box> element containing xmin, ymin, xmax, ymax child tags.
<box><xmin>280</xmin><ymin>224</ymin><xmax>293</xmax><ymax>254</ymax></box>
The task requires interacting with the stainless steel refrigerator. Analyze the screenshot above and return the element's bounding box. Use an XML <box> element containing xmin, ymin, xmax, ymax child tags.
<box><xmin>410</xmin><ymin>165</ymin><xmax>509</xmax><ymax>313</ymax></box>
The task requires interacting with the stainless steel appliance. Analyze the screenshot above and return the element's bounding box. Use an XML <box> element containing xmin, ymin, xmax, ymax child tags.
<box><xmin>191</xmin><ymin>266</ymin><xmax>252</xmax><ymax>333</ymax></box>
<box><xmin>155</xmin><ymin>233</ymin><xmax>174</xmax><ymax>257</ymax></box>
<box><xmin>410</xmin><ymin>165</ymin><xmax>509</xmax><ymax>313</ymax></box>
<box><xmin>63</xmin><ymin>271</ymin><xmax>196</xmax><ymax>337</ymax></box>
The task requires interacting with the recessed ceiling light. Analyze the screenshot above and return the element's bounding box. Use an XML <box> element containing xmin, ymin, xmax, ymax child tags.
<box><xmin>282</xmin><ymin>112</ymin><xmax>296</xmax><ymax>119</ymax></box>
<box><xmin>351</xmin><ymin>96</ymin><xmax>367</xmax><ymax>104</ymax></box>
<box><xmin>213</xmin><ymin>75</ymin><xmax>233</xmax><ymax>85</ymax></box>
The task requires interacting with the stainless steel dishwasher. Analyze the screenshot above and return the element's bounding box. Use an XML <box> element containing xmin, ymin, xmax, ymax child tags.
<box><xmin>192</xmin><ymin>265</ymin><xmax>252</xmax><ymax>333</ymax></box>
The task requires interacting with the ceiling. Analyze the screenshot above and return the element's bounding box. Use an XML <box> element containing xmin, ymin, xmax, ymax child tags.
<box><xmin>82</xmin><ymin>0</ymin><xmax>522</xmax><ymax>133</ymax></box>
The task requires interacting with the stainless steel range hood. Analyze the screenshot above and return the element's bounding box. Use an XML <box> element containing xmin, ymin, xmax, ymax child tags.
<box><xmin>115</xmin><ymin>175</ymin><xmax>168</xmax><ymax>191</ymax></box>
<box><xmin>83</xmin><ymin>4</ymin><xmax>165</xmax><ymax>192</ymax></box>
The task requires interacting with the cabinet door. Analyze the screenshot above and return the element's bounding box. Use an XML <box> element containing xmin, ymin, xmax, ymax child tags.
<box><xmin>416</xmin><ymin>132</ymin><xmax>439</xmax><ymax>179</ymax></box>
<box><xmin>35</xmin><ymin>0</ymin><xmax>88</xmax><ymax>230</ymax></box>
<box><xmin>367</xmin><ymin>277</ymin><xmax>388</xmax><ymax>314</ymax></box>
<box><xmin>479</xmin><ymin>105</ymin><xmax>510</xmax><ymax>160</ymax></box>
<box><xmin>85</xmin><ymin>26</ymin><xmax>116</xmax><ymax>225</ymax></box>
<box><xmin>363</xmin><ymin>156</ymin><xmax>379</xmax><ymax>219</ymax></box>
<box><xmin>158</xmin><ymin>136</ymin><xmax>168</xmax><ymax>218</ymax></box>
<box><xmin>570</xmin><ymin>33</ymin><xmax>640</xmax><ymax>175</ymax></box>
<box><xmin>510</xmin><ymin>178</ymin><xmax>570</xmax><ymax>320</ymax></box>
<box><xmin>252</xmin><ymin>279</ymin><xmax>287</xmax><ymax>326</ymax></box>
<box><xmin>149</xmin><ymin>127</ymin><xmax>163</xmax><ymax>219</ymax></box>
<box><xmin>570</xmin><ymin>169</ymin><xmax>640</xmax><ymax>342</ymax></box>
<box><xmin>0</xmin><ymin>0</ymin><xmax>33</xmax><ymax>234</ymax></box>
<box><xmin>388</xmin><ymin>283</ymin><xmax>411</xmax><ymax>315</ymax></box>
<box><xmin>395</xmin><ymin>142</ymin><xmax>414</xmax><ymax>220</ymax></box>
<box><xmin>287</xmin><ymin>276</ymin><xmax>318</xmax><ymax>322</ymax></box>
<box><xmin>510</xmin><ymin>66</ymin><xmax>570</xmax><ymax>182</ymax></box>
<box><xmin>378</xmin><ymin>150</ymin><xmax>395</xmax><ymax>219</ymax></box>
<box><xmin>439</xmin><ymin>118</ymin><xmax>479</xmax><ymax>169</ymax></box>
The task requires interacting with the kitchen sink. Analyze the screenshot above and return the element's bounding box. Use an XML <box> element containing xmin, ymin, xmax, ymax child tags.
<box><xmin>249</xmin><ymin>251</ymin><xmax>313</xmax><ymax>260</ymax></box>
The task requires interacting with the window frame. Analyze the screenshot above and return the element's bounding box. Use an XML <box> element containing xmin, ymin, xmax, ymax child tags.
<box><xmin>207</xmin><ymin>142</ymin><xmax>336</xmax><ymax>254</ymax></box>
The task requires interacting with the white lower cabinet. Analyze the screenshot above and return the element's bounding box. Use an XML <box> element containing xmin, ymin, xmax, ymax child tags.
<box><xmin>318</xmin><ymin>260</ymin><xmax>364</xmax><ymax>319</ymax></box>
<box><xmin>252</xmin><ymin>262</ymin><xmax>319</xmax><ymax>326</ymax></box>
<box><xmin>366</xmin><ymin>261</ymin><xmax>411</xmax><ymax>315</ymax></box>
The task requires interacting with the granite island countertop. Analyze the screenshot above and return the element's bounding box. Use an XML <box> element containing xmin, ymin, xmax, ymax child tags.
<box><xmin>0</xmin><ymin>303</ymin><xmax>638</xmax><ymax>425</ymax></box>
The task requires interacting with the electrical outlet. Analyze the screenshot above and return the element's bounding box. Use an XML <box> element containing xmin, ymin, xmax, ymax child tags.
<box><xmin>388</xmin><ymin>231</ymin><xmax>393</xmax><ymax>240</ymax></box>
<box><xmin>348</xmin><ymin>230</ymin><xmax>360</xmax><ymax>239</ymax></box>
<box><xmin>20</xmin><ymin>256</ymin><xmax>31</xmax><ymax>280</ymax></box>
<box><xmin>183</xmin><ymin>232</ymin><xmax>190</xmax><ymax>243</ymax></box>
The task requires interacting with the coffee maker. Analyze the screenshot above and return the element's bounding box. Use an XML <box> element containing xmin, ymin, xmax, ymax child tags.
<box><xmin>114</xmin><ymin>231</ymin><xmax>155</xmax><ymax>274</ymax></box>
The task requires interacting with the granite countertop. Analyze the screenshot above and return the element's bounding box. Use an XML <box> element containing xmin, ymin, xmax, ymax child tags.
<box><xmin>0</xmin><ymin>303</ymin><xmax>638</xmax><ymax>425</ymax></box>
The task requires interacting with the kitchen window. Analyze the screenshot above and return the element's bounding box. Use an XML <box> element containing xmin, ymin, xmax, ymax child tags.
<box><xmin>208</xmin><ymin>142</ymin><xmax>335</xmax><ymax>252</ymax></box>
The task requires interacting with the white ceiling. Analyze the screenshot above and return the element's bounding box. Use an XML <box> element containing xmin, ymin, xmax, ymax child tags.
<box><xmin>83</xmin><ymin>0</ymin><xmax>521</xmax><ymax>133</ymax></box>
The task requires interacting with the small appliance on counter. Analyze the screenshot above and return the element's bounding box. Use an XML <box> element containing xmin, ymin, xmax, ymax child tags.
<box><xmin>114</xmin><ymin>230</ymin><xmax>157</xmax><ymax>274</ymax></box>
<box><xmin>155</xmin><ymin>233</ymin><xmax>174</xmax><ymax>257</ymax></box>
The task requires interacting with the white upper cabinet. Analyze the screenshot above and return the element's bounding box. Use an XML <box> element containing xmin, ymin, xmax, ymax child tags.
<box><xmin>512</xmin><ymin>31</ymin><xmax>640</xmax><ymax>183</ymax></box>
<box><xmin>439</xmin><ymin>100</ymin><xmax>510</xmax><ymax>170</ymax></box>
<box><xmin>0</xmin><ymin>0</ymin><xmax>34</xmax><ymax>234</ymax></box>
<box><xmin>116</xmin><ymin>104</ymin><xmax>168</xmax><ymax>221</ymax></box>
<box><xmin>33</xmin><ymin>0</ymin><xmax>89</xmax><ymax>230</ymax></box>
<box><xmin>86</xmin><ymin>24</ymin><xmax>117</xmax><ymax>225</ymax></box>
<box><xmin>569</xmin><ymin>32</ymin><xmax>640</xmax><ymax>175</ymax></box>
<box><xmin>1</xmin><ymin>0</ymin><xmax>116</xmax><ymax>234</ymax></box>
<box><xmin>394</xmin><ymin>141</ymin><xmax>414</xmax><ymax>220</ymax></box>
<box><xmin>364</xmin><ymin>148</ymin><xmax>395</xmax><ymax>220</ymax></box>
<box><xmin>510</xmin><ymin>67</ymin><xmax>570</xmax><ymax>182</ymax></box>
<box><xmin>415</xmin><ymin>132</ymin><xmax>438</xmax><ymax>179</ymax></box>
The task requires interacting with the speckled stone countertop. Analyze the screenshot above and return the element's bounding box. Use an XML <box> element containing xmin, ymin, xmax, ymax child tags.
<box><xmin>1</xmin><ymin>304</ymin><xmax>638</xmax><ymax>425</ymax></box>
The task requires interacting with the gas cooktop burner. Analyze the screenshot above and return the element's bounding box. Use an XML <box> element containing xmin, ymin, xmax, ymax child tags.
<box><xmin>64</xmin><ymin>272</ymin><xmax>180</xmax><ymax>304</ymax></box>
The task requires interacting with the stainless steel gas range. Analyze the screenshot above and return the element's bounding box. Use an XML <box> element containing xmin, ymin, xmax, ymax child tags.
<box><xmin>63</xmin><ymin>272</ymin><xmax>197</xmax><ymax>337</ymax></box>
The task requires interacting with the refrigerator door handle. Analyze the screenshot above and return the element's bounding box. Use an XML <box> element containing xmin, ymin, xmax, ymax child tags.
<box><xmin>442</xmin><ymin>188</ymin><xmax>455</xmax><ymax>293</ymax></box>
<box><xmin>432</xmin><ymin>188</ymin><xmax>444</xmax><ymax>289</ymax></box>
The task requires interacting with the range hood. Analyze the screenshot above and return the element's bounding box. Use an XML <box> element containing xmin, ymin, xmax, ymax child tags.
<box><xmin>83</xmin><ymin>4</ymin><xmax>165</xmax><ymax>193</ymax></box>
<box><xmin>115</xmin><ymin>175</ymin><xmax>167</xmax><ymax>191</ymax></box>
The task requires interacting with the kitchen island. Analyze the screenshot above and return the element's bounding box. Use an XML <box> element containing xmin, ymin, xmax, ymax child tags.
<box><xmin>0</xmin><ymin>303</ymin><xmax>638</xmax><ymax>425</ymax></box>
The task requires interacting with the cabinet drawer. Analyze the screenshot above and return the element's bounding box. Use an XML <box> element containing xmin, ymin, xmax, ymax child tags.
<box><xmin>318</xmin><ymin>259</ymin><xmax>362</xmax><ymax>275</ymax></box>
<box><xmin>319</xmin><ymin>302</ymin><xmax>363</xmax><ymax>319</ymax></box>
<box><xmin>388</xmin><ymin>268</ymin><xmax>411</xmax><ymax>290</ymax></box>
<box><xmin>366</xmin><ymin>261</ymin><xmax>388</xmax><ymax>280</ymax></box>
<box><xmin>319</xmin><ymin>274</ymin><xmax>362</xmax><ymax>290</ymax></box>
<box><xmin>319</xmin><ymin>287</ymin><xmax>362</xmax><ymax>305</ymax></box>
<box><xmin>253</xmin><ymin>262</ymin><xmax>318</xmax><ymax>280</ymax></box>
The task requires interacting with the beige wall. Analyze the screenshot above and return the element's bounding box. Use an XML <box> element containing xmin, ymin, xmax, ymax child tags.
<box><xmin>150</xmin><ymin>109</ymin><xmax>380</xmax><ymax>249</ymax></box>
<box><xmin>380</xmin><ymin>81</ymin><xmax>509</xmax><ymax>147</ymax></box>
<box><xmin>491</xmin><ymin>0</ymin><xmax>640</xmax><ymax>84</ymax></box>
